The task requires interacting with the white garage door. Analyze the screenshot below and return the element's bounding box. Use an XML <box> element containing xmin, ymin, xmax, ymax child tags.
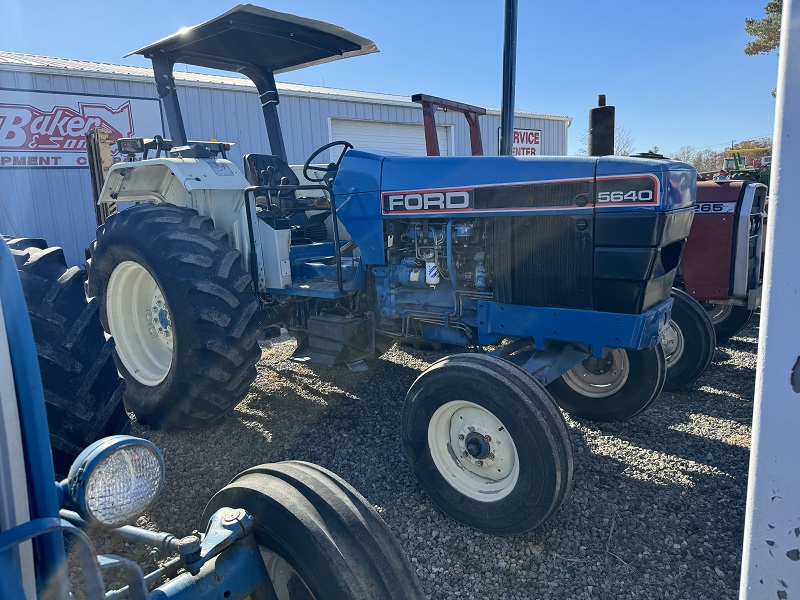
<box><xmin>330</xmin><ymin>119</ymin><xmax>449</xmax><ymax>158</ymax></box>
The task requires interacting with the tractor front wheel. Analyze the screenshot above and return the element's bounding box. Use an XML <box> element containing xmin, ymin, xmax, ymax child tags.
<box><xmin>549</xmin><ymin>345</ymin><xmax>666</xmax><ymax>422</ymax></box>
<box><xmin>202</xmin><ymin>461</ymin><xmax>423</xmax><ymax>599</ymax></box>
<box><xmin>88</xmin><ymin>203</ymin><xmax>261</xmax><ymax>429</ymax></box>
<box><xmin>401</xmin><ymin>354</ymin><xmax>573</xmax><ymax>535</ymax></box>
<box><xmin>702</xmin><ymin>302</ymin><xmax>754</xmax><ymax>342</ymax></box>
<box><xmin>662</xmin><ymin>288</ymin><xmax>716</xmax><ymax>391</ymax></box>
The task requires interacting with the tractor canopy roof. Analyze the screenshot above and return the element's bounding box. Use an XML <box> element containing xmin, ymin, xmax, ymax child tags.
<box><xmin>128</xmin><ymin>4</ymin><xmax>378</xmax><ymax>75</ymax></box>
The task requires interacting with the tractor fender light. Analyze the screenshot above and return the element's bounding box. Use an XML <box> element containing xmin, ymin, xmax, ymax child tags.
<box><xmin>116</xmin><ymin>137</ymin><xmax>145</xmax><ymax>155</ymax></box>
<box><xmin>66</xmin><ymin>435</ymin><xmax>165</xmax><ymax>528</ymax></box>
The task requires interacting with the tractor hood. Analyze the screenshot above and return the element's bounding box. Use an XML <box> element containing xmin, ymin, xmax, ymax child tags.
<box><xmin>129</xmin><ymin>4</ymin><xmax>378</xmax><ymax>74</ymax></box>
<box><xmin>334</xmin><ymin>150</ymin><xmax>695</xmax><ymax>212</ymax></box>
<box><xmin>335</xmin><ymin>151</ymin><xmax>696</xmax><ymax>310</ymax></box>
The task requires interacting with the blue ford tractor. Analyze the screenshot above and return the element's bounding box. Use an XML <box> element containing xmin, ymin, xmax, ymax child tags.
<box><xmin>0</xmin><ymin>237</ymin><xmax>422</xmax><ymax>599</ymax></box>
<box><xmin>86</xmin><ymin>5</ymin><xmax>696</xmax><ymax>534</ymax></box>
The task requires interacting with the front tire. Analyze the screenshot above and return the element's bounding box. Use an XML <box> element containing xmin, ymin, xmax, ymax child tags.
<box><xmin>202</xmin><ymin>461</ymin><xmax>424</xmax><ymax>600</ymax></box>
<box><xmin>703</xmin><ymin>302</ymin><xmax>754</xmax><ymax>342</ymax></box>
<box><xmin>401</xmin><ymin>354</ymin><xmax>573</xmax><ymax>535</ymax></box>
<box><xmin>549</xmin><ymin>346</ymin><xmax>666</xmax><ymax>422</ymax></box>
<box><xmin>88</xmin><ymin>203</ymin><xmax>261</xmax><ymax>429</ymax></box>
<box><xmin>662</xmin><ymin>288</ymin><xmax>716</xmax><ymax>391</ymax></box>
<box><xmin>6</xmin><ymin>238</ymin><xmax>129</xmax><ymax>476</ymax></box>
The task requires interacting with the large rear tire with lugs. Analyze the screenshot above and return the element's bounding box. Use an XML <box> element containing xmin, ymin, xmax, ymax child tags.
<box><xmin>4</xmin><ymin>237</ymin><xmax>129</xmax><ymax>476</ymax></box>
<box><xmin>87</xmin><ymin>203</ymin><xmax>261</xmax><ymax>430</ymax></box>
<box><xmin>203</xmin><ymin>461</ymin><xmax>424</xmax><ymax>599</ymax></box>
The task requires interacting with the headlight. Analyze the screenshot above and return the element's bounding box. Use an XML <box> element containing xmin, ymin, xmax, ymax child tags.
<box><xmin>67</xmin><ymin>435</ymin><xmax>165</xmax><ymax>528</ymax></box>
<box><xmin>116</xmin><ymin>137</ymin><xmax>145</xmax><ymax>155</ymax></box>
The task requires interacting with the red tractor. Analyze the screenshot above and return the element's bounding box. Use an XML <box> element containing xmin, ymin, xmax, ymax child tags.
<box><xmin>678</xmin><ymin>179</ymin><xmax>766</xmax><ymax>340</ymax></box>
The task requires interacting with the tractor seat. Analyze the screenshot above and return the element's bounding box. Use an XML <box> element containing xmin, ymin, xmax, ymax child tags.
<box><xmin>243</xmin><ymin>153</ymin><xmax>331</xmax><ymax>213</ymax></box>
<box><xmin>243</xmin><ymin>153</ymin><xmax>299</xmax><ymax>191</ymax></box>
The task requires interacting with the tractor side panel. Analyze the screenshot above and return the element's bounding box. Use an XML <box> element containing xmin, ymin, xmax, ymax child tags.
<box><xmin>472</xmin><ymin>176</ymin><xmax>596</xmax><ymax>309</ymax></box>
<box><xmin>680</xmin><ymin>181</ymin><xmax>746</xmax><ymax>300</ymax></box>
<box><xmin>593</xmin><ymin>159</ymin><xmax>696</xmax><ymax>314</ymax></box>
<box><xmin>375</xmin><ymin>154</ymin><xmax>598</xmax><ymax>309</ymax></box>
<box><xmin>334</xmin><ymin>150</ymin><xmax>385</xmax><ymax>265</ymax></box>
<box><xmin>594</xmin><ymin>209</ymin><xmax>694</xmax><ymax>312</ymax></box>
<box><xmin>335</xmin><ymin>191</ymin><xmax>385</xmax><ymax>265</ymax></box>
<box><xmin>490</xmin><ymin>213</ymin><xmax>594</xmax><ymax>309</ymax></box>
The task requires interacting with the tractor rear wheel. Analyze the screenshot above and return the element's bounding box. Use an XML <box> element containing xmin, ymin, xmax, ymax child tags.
<box><xmin>401</xmin><ymin>354</ymin><xmax>573</xmax><ymax>535</ymax></box>
<box><xmin>662</xmin><ymin>288</ymin><xmax>716</xmax><ymax>391</ymax></box>
<box><xmin>87</xmin><ymin>203</ymin><xmax>261</xmax><ymax>429</ymax></box>
<box><xmin>5</xmin><ymin>237</ymin><xmax>129</xmax><ymax>476</ymax></box>
<box><xmin>203</xmin><ymin>461</ymin><xmax>424</xmax><ymax>600</ymax></box>
<box><xmin>548</xmin><ymin>345</ymin><xmax>666</xmax><ymax>422</ymax></box>
<box><xmin>702</xmin><ymin>302</ymin><xmax>754</xmax><ymax>342</ymax></box>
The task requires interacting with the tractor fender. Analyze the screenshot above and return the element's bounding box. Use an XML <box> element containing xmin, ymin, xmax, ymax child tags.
<box><xmin>97</xmin><ymin>157</ymin><xmax>259</xmax><ymax>279</ymax></box>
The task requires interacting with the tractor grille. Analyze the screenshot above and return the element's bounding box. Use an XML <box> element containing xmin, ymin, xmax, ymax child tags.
<box><xmin>489</xmin><ymin>216</ymin><xmax>594</xmax><ymax>309</ymax></box>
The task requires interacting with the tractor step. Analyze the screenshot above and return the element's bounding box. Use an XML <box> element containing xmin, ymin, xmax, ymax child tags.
<box><xmin>267</xmin><ymin>279</ymin><xmax>351</xmax><ymax>299</ymax></box>
<box><xmin>267</xmin><ymin>258</ymin><xmax>365</xmax><ymax>299</ymax></box>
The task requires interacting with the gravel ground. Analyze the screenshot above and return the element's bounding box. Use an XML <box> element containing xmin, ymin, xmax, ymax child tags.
<box><xmin>98</xmin><ymin>321</ymin><xmax>757</xmax><ymax>599</ymax></box>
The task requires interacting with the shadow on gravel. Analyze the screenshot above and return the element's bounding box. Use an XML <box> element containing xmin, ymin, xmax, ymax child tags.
<box><xmin>284</xmin><ymin>334</ymin><xmax>756</xmax><ymax>599</ymax></box>
<box><xmin>583</xmin><ymin>417</ymin><xmax>749</xmax><ymax>482</ymax></box>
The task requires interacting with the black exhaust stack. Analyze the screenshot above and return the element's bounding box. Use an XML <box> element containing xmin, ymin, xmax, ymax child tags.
<box><xmin>588</xmin><ymin>94</ymin><xmax>615</xmax><ymax>156</ymax></box>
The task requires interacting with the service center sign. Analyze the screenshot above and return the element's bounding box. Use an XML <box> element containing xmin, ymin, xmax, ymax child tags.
<box><xmin>0</xmin><ymin>90</ymin><xmax>162</xmax><ymax>168</ymax></box>
<box><xmin>511</xmin><ymin>128</ymin><xmax>542</xmax><ymax>156</ymax></box>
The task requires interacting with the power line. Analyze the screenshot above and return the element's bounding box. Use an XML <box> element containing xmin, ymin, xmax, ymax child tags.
<box><xmin>693</xmin><ymin>134</ymin><xmax>773</xmax><ymax>152</ymax></box>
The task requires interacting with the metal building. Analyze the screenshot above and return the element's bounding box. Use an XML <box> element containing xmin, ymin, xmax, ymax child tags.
<box><xmin>0</xmin><ymin>51</ymin><xmax>572</xmax><ymax>265</ymax></box>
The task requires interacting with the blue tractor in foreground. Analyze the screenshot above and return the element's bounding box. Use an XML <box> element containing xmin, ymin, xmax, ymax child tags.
<box><xmin>0</xmin><ymin>237</ymin><xmax>423</xmax><ymax>599</ymax></box>
<box><xmin>86</xmin><ymin>5</ymin><xmax>696</xmax><ymax>534</ymax></box>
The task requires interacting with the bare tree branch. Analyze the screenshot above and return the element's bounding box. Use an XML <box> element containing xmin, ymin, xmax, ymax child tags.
<box><xmin>577</xmin><ymin>125</ymin><xmax>636</xmax><ymax>156</ymax></box>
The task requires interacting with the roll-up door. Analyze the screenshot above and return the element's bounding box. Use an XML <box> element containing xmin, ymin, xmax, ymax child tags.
<box><xmin>330</xmin><ymin>119</ymin><xmax>449</xmax><ymax>158</ymax></box>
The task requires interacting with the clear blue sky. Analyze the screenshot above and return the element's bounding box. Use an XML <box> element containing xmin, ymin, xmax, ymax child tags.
<box><xmin>3</xmin><ymin>0</ymin><xmax>779</xmax><ymax>156</ymax></box>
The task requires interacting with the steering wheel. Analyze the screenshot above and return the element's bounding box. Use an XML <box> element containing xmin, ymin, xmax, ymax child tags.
<box><xmin>303</xmin><ymin>140</ymin><xmax>354</xmax><ymax>183</ymax></box>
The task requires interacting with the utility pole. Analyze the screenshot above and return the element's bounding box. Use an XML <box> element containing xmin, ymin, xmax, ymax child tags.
<box><xmin>498</xmin><ymin>0</ymin><xmax>518</xmax><ymax>156</ymax></box>
<box><xmin>740</xmin><ymin>0</ymin><xmax>800</xmax><ymax>596</ymax></box>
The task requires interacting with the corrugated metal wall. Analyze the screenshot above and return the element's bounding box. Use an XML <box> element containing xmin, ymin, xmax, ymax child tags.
<box><xmin>0</xmin><ymin>68</ymin><xmax>569</xmax><ymax>265</ymax></box>
<box><xmin>0</xmin><ymin>69</ymin><xmax>158</xmax><ymax>265</ymax></box>
<box><xmin>177</xmin><ymin>83</ymin><xmax>569</xmax><ymax>166</ymax></box>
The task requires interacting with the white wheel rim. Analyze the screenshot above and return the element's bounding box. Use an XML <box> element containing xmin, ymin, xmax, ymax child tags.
<box><xmin>703</xmin><ymin>302</ymin><xmax>732</xmax><ymax>325</ymax></box>
<box><xmin>660</xmin><ymin>320</ymin><xmax>685</xmax><ymax>366</ymax></box>
<box><xmin>106</xmin><ymin>260</ymin><xmax>173</xmax><ymax>386</ymax></box>
<box><xmin>561</xmin><ymin>348</ymin><xmax>630</xmax><ymax>398</ymax></box>
<box><xmin>259</xmin><ymin>549</ymin><xmax>314</xmax><ymax>600</ymax></box>
<box><xmin>427</xmin><ymin>400</ymin><xmax>519</xmax><ymax>502</ymax></box>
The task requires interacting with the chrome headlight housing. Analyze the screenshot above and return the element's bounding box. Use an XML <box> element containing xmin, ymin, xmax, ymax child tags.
<box><xmin>67</xmin><ymin>435</ymin><xmax>165</xmax><ymax>528</ymax></box>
